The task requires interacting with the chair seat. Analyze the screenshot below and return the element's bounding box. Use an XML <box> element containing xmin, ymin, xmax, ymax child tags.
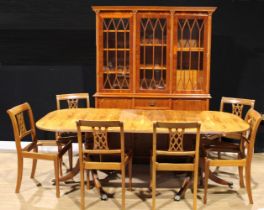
<box><xmin>37</xmin><ymin>140</ymin><xmax>60</xmax><ymax>146</ymax></box>
<box><xmin>203</xmin><ymin>141</ymin><xmax>241</xmax><ymax>153</ymax></box>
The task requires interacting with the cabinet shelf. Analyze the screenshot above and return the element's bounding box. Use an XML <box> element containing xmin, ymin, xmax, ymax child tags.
<box><xmin>103</xmin><ymin>67</ymin><xmax>130</xmax><ymax>72</ymax></box>
<box><xmin>103</xmin><ymin>70</ymin><xmax>130</xmax><ymax>73</ymax></box>
<box><xmin>176</xmin><ymin>47</ymin><xmax>204</xmax><ymax>52</ymax></box>
<box><xmin>103</xmin><ymin>48</ymin><xmax>130</xmax><ymax>51</ymax></box>
<box><xmin>140</xmin><ymin>66</ymin><xmax>167</xmax><ymax>70</ymax></box>
<box><xmin>140</xmin><ymin>43</ymin><xmax>167</xmax><ymax>47</ymax></box>
<box><xmin>176</xmin><ymin>69</ymin><xmax>202</xmax><ymax>71</ymax></box>
<box><xmin>103</xmin><ymin>30</ymin><xmax>130</xmax><ymax>32</ymax></box>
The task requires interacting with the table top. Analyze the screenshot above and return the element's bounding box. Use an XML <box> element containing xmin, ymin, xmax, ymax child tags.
<box><xmin>36</xmin><ymin>108</ymin><xmax>249</xmax><ymax>134</ymax></box>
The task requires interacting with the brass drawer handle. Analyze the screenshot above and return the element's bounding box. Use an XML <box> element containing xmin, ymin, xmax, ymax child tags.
<box><xmin>149</xmin><ymin>101</ymin><xmax>156</xmax><ymax>107</ymax></box>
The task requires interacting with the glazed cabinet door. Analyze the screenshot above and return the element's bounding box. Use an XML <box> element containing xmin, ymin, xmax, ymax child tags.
<box><xmin>98</xmin><ymin>13</ymin><xmax>133</xmax><ymax>92</ymax></box>
<box><xmin>173</xmin><ymin>15</ymin><xmax>209</xmax><ymax>94</ymax></box>
<box><xmin>136</xmin><ymin>13</ymin><xmax>171</xmax><ymax>93</ymax></box>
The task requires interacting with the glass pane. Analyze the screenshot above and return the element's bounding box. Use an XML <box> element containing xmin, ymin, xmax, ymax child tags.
<box><xmin>177</xmin><ymin>18</ymin><xmax>204</xmax><ymax>48</ymax></box>
<box><xmin>139</xmin><ymin>17</ymin><xmax>167</xmax><ymax>90</ymax></box>
<box><xmin>117</xmin><ymin>32</ymin><xmax>124</xmax><ymax>48</ymax></box>
<box><xmin>140</xmin><ymin>69</ymin><xmax>166</xmax><ymax>90</ymax></box>
<box><xmin>108</xmin><ymin>32</ymin><xmax>116</xmax><ymax>48</ymax></box>
<box><xmin>177</xmin><ymin>52</ymin><xmax>203</xmax><ymax>70</ymax></box>
<box><xmin>176</xmin><ymin>17</ymin><xmax>205</xmax><ymax>92</ymax></box>
<box><xmin>102</xmin><ymin>18</ymin><xmax>130</xmax><ymax>90</ymax></box>
<box><xmin>103</xmin><ymin>73</ymin><xmax>129</xmax><ymax>89</ymax></box>
<box><xmin>176</xmin><ymin>52</ymin><xmax>204</xmax><ymax>91</ymax></box>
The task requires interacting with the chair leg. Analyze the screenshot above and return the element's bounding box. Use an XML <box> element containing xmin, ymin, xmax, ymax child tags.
<box><xmin>214</xmin><ymin>137</ymin><xmax>222</xmax><ymax>174</ymax></box>
<box><xmin>128</xmin><ymin>157</ymin><xmax>132</xmax><ymax>191</ymax></box>
<box><xmin>238</xmin><ymin>166</ymin><xmax>245</xmax><ymax>188</ymax></box>
<box><xmin>245</xmin><ymin>164</ymin><xmax>253</xmax><ymax>204</ymax></box>
<box><xmin>149</xmin><ymin>155</ymin><xmax>152</xmax><ymax>190</ymax></box>
<box><xmin>238</xmin><ymin>153</ymin><xmax>245</xmax><ymax>188</ymax></box>
<box><xmin>31</xmin><ymin>159</ymin><xmax>37</xmax><ymax>178</ymax></box>
<box><xmin>86</xmin><ymin>170</ymin><xmax>90</xmax><ymax>190</ymax></box>
<box><xmin>152</xmin><ymin>162</ymin><xmax>156</xmax><ymax>210</ymax></box>
<box><xmin>193</xmin><ymin>169</ymin><xmax>198</xmax><ymax>210</ymax></box>
<box><xmin>58</xmin><ymin>145</ymin><xmax>63</xmax><ymax>176</ymax></box>
<box><xmin>203</xmin><ymin>159</ymin><xmax>209</xmax><ymax>204</ymax></box>
<box><xmin>214</xmin><ymin>152</ymin><xmax>221</xmax><ymax>174</ymax></box>
<box><xmin>54</xmin><ymin>158</ymin><xmax>60</xmax><ymax>198</ymax></box>
<box><xmin>68</xmin><ymin>146</ymin><xmax>73</xmax><ymax>171</ymax></box>
<box><xmin>121</xmin><ymin>164</ymin><xmax>126</xmax><ymax>210</ymax></box>
<box><xmin>80</xmin><ymin>166</ymin><xmax>85</xmax><ymax>210</ymax></box>
<box><xmin>15</xmin><ymin>157</ymin><xmax>23</xmax><ymax>193</ymax></box>
<box><xmin>31</xmin><ymin>146</ymin><xmax>38</xmax><ymax>178</ymax></box>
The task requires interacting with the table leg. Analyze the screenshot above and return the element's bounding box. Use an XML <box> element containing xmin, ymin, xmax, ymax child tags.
<box><xmin>59</xmin><ymin>159</ymin><xmax>80</xmax><ymax>182</ymax></box>
<box><xmin>90</xmin><ymin>170</ymin><xmax>108</xmax><ymax>200</ymax></box>
<box><xmin>175</xmin><ymin>175</ymin><xmax>191</xmax><ymax>201</ymax></box>
<box><xmin>209</xmin><ymin>170</ymin><xmax>233</xmax><ymax>187</ymax></box>
<box><xmin>59</xmin><ymin>159</ymin><xmax>109</xmax><ymax>199</ymax></box>
<box><xmin>199</xmin><ymin>157</ymin><xmax>233</xmax><ymax>187</ymax></box>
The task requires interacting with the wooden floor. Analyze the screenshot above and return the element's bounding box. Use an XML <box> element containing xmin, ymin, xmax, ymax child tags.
<box><xmin>1</xmin><ymin>151</ymin><xmax>264</xmax><ymax>210</ymax></box>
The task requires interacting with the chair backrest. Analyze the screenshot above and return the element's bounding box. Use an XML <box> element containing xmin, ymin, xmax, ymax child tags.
<box><xmin>220</xmin><ymin>97</ymin><xmax>255</xmax><ymax>118</ymax></box>
<box><xmin>243</xmin><ymin>109</ymin><xmax>262</xmax><ymax>162</ymax></box>
<box><xmin>56</xmin><ymin>93</ymin><xmax>90</xmax><ymax>109</ymax></box>
<box><xmin>76</xmin><ymin>120</ymin><xmax>125</xmax><ymax>162</ymax></box>
<box><xmin>153</xmin><ymin>122</ymin><xmax>201</xmax><ymax>161</ymax></box>
<box><xmin>7</xmin><ymin>103</ymin><xmax>36</xmax><ymax>152</ymax></box>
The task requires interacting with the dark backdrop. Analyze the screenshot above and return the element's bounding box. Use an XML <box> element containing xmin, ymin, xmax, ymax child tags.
<box><xmin>0</xmin><ymin>0</ymin><xmax>264</xmax><ymax>151</ymax></box>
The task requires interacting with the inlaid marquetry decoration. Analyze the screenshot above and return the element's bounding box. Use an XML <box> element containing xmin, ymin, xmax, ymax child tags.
<box><xmin>140</xmin><ymin>18</ymin><xmax>167</xmax><ymax>90</ymax></box>
<box><xmin>92</xmin><ymin>127</ymin><xmax>109</xmax><ymax>150</ymax></box>
<box><xmin>67</xmin><ymin>99</ymin><xmax>79</xmax><ymax>109</ymax></box>
<box><xmin>103</xmin><ymin>18</ymin><xmax>130</xmax><ymax>89</ymax></box>
<box><xmin>16</xmin><ymin>112</ymin><xmax>27</xmax><ymax>136</ymax></box>
<box><xmin>168</xmin><ymin>128</ymin><xmax>184</xmax><ymax>151</ymax></box>
<box><xmin>176</xmin><ymin>18</ymin><xmax>205</xmax><ymax>91</ymax></box>
<box><xmin>232</xmin><ymin>103</ymin><xmax>244</xmax><ymax>117</ymax></box>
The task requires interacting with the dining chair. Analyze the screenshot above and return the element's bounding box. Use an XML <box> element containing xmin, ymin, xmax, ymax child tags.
<box><xmin>203</xmin><ymin>108</ymin><xmax>262</xmax><ymax>204</ymax></box>
<box><xmin>151</xmin><ymin>121</ymin><xmax>201</xmax><ymax>210</ymax></box>
<box><xmin>205</xmin><ymin>97</ymin><xmax>255</xmax><ymax>173</ymax></box>
<box><xmin>76</xmin><ymin>120</ymin><xmax>132</xmax><ymax>210</ymax></box>
<box><xmin>7</xmin><ymin>102</ymin><xmax>72</xmax><ymax>198</ymax></box>
<box><xmin>56</xmin><ymin>93</ymin><xmax>90</xmax><ymax>174</ymax></box>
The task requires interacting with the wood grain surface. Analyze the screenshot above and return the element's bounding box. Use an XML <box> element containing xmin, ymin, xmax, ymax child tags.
<box><xmin>36</xmin><ymin>108</ymin><xmax>249</xmax><ymax>134</ymax></box>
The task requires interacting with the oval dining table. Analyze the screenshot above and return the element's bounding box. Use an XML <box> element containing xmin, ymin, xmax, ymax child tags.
<box><xmin>37</xmin><ymin>108</ymin><xmax>249</xmax><ymax>134</ymax></box>
<box><xmin>36</xmin><ymin>108</ymin><xmax>250</xmax><ymax>199</ymax></box>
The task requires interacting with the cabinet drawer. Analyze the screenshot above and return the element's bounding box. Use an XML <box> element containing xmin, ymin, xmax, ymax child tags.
<box><xmin>172</xmin><ymin>99</ymin><xmax>208</xmax><ymax>111</ymax></box>
<box><xmin>96</xmin><ymin>98</ymin><xmax>132</xmax><ymax>109</ymax></box>
<box><xmin>134</xmin><ymin>99</ymin><xmax>170</xmax><ymax>109</ymax></box>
